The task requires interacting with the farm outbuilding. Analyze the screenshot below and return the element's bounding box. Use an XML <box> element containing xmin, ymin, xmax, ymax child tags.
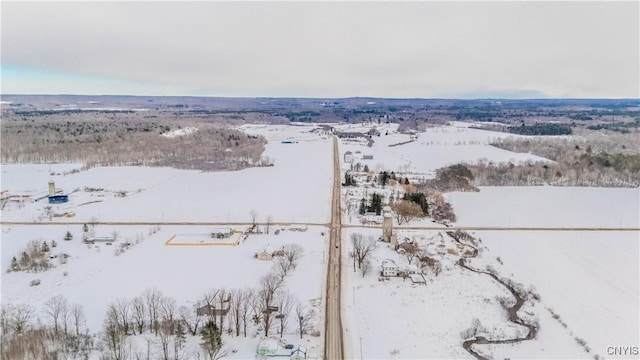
<box><xmin>257</xmin><ymin>339</ymin><xmax>279</xmax><ymax>356</ymax></box>
<box><xmin>48</xmin><ymin>195</ymin><xmax>69</xmax><ymax>204</ymax></box>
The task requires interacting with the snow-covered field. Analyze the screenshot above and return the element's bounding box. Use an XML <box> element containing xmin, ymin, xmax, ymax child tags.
<box><xmin>449</xmin><ymin>186</ymin><xmax>640</xmax><ymax>228</ymax></box>
<box><xmin>471</xmin><ymin>230</ymin><xmax>639</xmax><ymax>359</ymax></box>
<box><xmin>336</xmin><ymin>122</ymin><xmax>550</xmax><ymax>175</ymax></box>
<box><xmin>1</xmin><ymin>124</ymin><xmax>331</xmax><ymax>359</ymax></box>
<box><xmin>1</xmin><ymin>124</ymin><xmax>332</xmax><ymax>224</ymax></box>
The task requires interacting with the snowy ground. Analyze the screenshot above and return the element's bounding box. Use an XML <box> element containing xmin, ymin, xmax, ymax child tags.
<box><xmin>2</xmin><ymin>122</ymin><xmax>638</xmax><ymax>359</ymax></box>
<box><xmin>335</xmin><ymin>122</ymin><xmax>639</xmax><ymax>359</ymax></box>
<box><xmin>336</xmin><ymin>122</ymin><xmax>550</xmax><ymax>175</ymax></box>
<box><xmin>470</xmin><ymin>230</ymin><xmax>639</xmax><ymax>359</ymax></box>
<box><xmin>1</xmin><ymin>224</ymin><xmax>327</xmax><ymax>358</ymax></box>
<box><xmin>449</xmin><ymin>186</ymin><xmax>640</xmax><ymax>228</ymax></box>
<box><xmin>1</xmin><ymin>124</ymin><xmax>332</xmax><ymax>359</ymax></box>
<box><xmin>1</xmin><ymin>124</ymin><xmax>332</xmax><ymax>224</ymax></box>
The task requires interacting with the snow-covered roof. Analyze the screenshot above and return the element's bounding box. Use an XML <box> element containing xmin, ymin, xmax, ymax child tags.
<box><xmin>258</xmin><ymin>339</ymin><xmax>279</xmax><ymax>351</ymax></box>
<box><xmin>260</xmin><ymin>244</ymin><xmax>274</xmax><ymax>255</ymax></box>
<box><xmin>381</xmin><ymin>259</ymin><xmax>398</xmax><ymax>269</ymax></box>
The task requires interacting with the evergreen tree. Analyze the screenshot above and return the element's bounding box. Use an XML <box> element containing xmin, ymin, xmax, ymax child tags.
<box><xmin>51</xmin><ymin>240</ymin><xmax>57</xmax><ymax>248</ymax></box>
<box><xmin>10</xmin><ymin>256</ymin><xmax>19</xmax><ymax>271</ymax></box>
<box><xmin>175</xmin><ymin>322</ymin><xmax>187</xmax><ymax>352</ymax></box>
<box><xmin>64</xmin><ymin>231</ymin><xmax>73</xmax><ymax>241</ymax></box>
<box><xmin>359</xmin><ymin>198</ymin><xmax>366</xmax><ymax>215</ymax></box>
<box><xmin>42</xmin><ymin>241</ymin><xmax>50</xmax><ymax>252</ymax></box>
<box><xmin>363</xmin><ymin>165</ymin><xmax>369</xmax><ymax>173</ymax></box>
<box><xmin>200</xmin><ymin>320</ymin><xmax>223</xmax><ymax>360</ymax></box>
<box><xmin>404</xmin><ymin>177</ymin><xmax>410</xmax><ymax>185</ymax></box>
<box><xmin>369</xmin><ymin>193</ymin><xmax>383</xmax><ymax>215</ymax></box>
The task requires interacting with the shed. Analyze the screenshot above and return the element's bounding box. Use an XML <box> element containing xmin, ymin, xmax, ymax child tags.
<box><xmin>48</xmin><ymin>195</ymin><xmax>69</xmax><ymax>204</ymax></box>
<box><xmin>344</xmin><ymin>151</ymin><xmax>354</xmax><ymax>163</ymax></box>
<box><xmin>257</xmin><ymin>339</ymin><xmax>279</xmax><ymax>356</ymax></box>
<box><xmin>290</xmin><ymin>346</ymin><xmax>307</xmax><ymax>360</ymax></box>
<box><xmin>256</xmin><ymin>244</ymin><xmax>275</xmax><ymax>260</ymax></box>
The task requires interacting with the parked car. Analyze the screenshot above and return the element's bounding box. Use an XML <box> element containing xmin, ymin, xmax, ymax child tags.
<box><xmin>284</xmin><ymin>344</ymin><xmax>294</xmax><ymax>350</ymax></box>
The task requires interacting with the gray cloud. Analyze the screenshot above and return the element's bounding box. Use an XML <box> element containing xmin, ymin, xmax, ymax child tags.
<box><xmin>2</xmin><ymin>1</ymin><xmax>638</xmax><ymax>97</ymax></box>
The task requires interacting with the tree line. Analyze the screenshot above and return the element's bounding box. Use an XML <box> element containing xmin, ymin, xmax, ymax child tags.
<box><xmin>1</xmin><ymin>118</ymin><xmax>267</xmax><ymax>171</ymax></box>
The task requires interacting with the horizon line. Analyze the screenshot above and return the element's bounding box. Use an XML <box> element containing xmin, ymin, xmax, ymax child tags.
<box><xmin>2</xmin><ymin>94</ymin><xmax>639</xmax><ymax>101</ymax></box>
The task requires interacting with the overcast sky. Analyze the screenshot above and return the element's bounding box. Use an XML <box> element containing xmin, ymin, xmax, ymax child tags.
<box><xmin>2</xmin><ymin>1</ymin><xmax>639</xmax><ymax>98</ymax></box>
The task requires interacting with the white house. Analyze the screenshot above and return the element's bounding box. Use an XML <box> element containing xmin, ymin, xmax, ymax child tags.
<box><xmin>381</xmin><ymin>259</ymin><xmax>399</xmax><ymax>277</ymax></box>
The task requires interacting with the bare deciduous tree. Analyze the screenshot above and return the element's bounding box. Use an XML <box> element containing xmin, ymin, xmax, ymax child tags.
<box><xmin>294</xmin><ymin>301</ymin><xmax>315</xmax><ymax>339</ymax></box>
<box><xmin>144</xmin><ymin>288</ymin><xmax>163</xmax><ymax>335</ymax></box>
<box><xmin>273</xmin><ymin>256</ymin><xmax>291</xmax><ymax>281</ymax></box>
<box><xmin>178</xmin><ymin>305</ymin><xmax>200</xmax><ymax>336</ymax></box>
<box><xmin>240</xmin><ymin>288</ymin><xmax>254</xmax><ymax>337</ymax></box>
<box><xmin>360</xmin><ymin>259</ymin><xmax>371</xmax><ymax>278</ymax></box>
<box><xmin>214</xmin><ymin>289</ymin><xmax>228</xmax><ymax>332</ymax></box>
<box><xmin>266</xmin><ymin>215</ymin><xmax>273</xmax><ymax>234</ymax></box>
<box><xmin>114</xmin><ymin>298</ymin><xmax>131</xmax><ymax>335</ymax></box>
<box><xmin>257</xmin><ymin>273</ymin><xmax>283</xmax><ymax>337</ymax></box>
<box><xmin>102</xmin><ymin>305</ymin><xmax>128</xmax><ymax>360</ymax></box>
<box><xmin>390</xmin><ymin>200</ymin><xmax>425</xmax><ymax>224</ymax></box>
<box><xmin>351</xmin><ymin>234</ymin><xmax>377</xmax><ymax>270</ymax></box>
<box><xmin>282</xmin><ymin>244</ymin><xmax>304</xmax><ymax>269</ymax></box>
<box><xmin>71</xmin><ymin>303</ymin><xmax>86</xmax><ymax>336</ymax></box>
<box><xmin>249</xmin><ymin>209</ymin><xmax>258</xmax><ymax>227</ymax></box>
<box><xmin>44</xmin><ymin>295</ymin><xmax>68</xmax><ymax>334</ymax></box>
<box><xmin>131</xmin><ymin>295</ymin><xmax>146</xmax><ymax>335</ymax></box>
<box><xmin>0</xmin><ymin>306</ymin><xmax>10</xmax><ymax>335</ymax></box>
<box><xmin>160</xmin><ymin>296</ymin><xmax>177</xmax><ymax>335</ymax></box>
<box><xmin>275</xmin><ymin>290</ymin><xmax>294</xmax><ymax>338</ymax></box>
<box><xmin>228</xmin><ymin>289</ymin><xmax>244</xmax><ymax>337</ymax></box>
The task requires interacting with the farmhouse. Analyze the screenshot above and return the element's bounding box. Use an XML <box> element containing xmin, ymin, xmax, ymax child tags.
<box><xmin>381</xmin><ymin>259</ymin><xmax>399</xmax><ymax>277</ymax></box>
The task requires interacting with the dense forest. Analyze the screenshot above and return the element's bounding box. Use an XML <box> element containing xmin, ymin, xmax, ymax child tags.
<box><xmin>468</xmin><ymin>133</ymin><xmax>640</xmax><ymax>187</ymax></box>
<box><xmin>1</xmin><ymin>115</ymin><xmax>267</xmax><ymax>171</ymax></box>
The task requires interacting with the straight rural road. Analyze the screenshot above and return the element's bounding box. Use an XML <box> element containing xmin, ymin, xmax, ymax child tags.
<box><xmin>324</xmin><ymin>136</ymin><xmax>344</xmax><ymax>359</ymax></box>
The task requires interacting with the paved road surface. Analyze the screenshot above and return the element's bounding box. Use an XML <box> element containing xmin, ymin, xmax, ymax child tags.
<box><xmin>324</xmin><ymin>136</ymin><xmax>344</xmax><ymax>359</ymax></box>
